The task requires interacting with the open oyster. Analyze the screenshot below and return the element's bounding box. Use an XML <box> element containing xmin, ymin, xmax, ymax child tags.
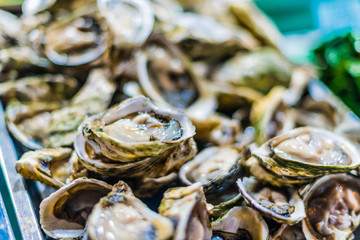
<box><xmin>212</xmin><ymin>48</ymin><xmax>293</xmax><ymax>94</ymax></box>
<box><xmin>15</xmin><ymin>147</ymin><xmax>73</xmax><ymax>188</ymax></box>
<box><xmin>302</xmin><ymin>174</ymin><xmax>360</xmax><ymax>240</ymax></box>
<box><xmin>237</xmin><ymin>176</ymin><xmax>305</xmax><ymax>224</ymax></box>
<box><xmin>252</xmin><ymin>127</ymin><xmax>360</xmax><ymax>178</ymax></box>
<box><xmin>136</xmin><ymin>34</ymin><xmax>216</xmax><ymax>118</ymax></box>
<box><xmin>75</xmin><ymin>96</ymin><xmax>196</xmax><ymax>195</ymax></box>
<box><xmin>179</xmin><ymin>146</ymin><xmax>242</xmax><ymax>194</ymax></box>
<box><xmin>25</xmin><ymin>0</ymin><xmax>109</xmax><ymax>66</ymax></box>
<box><xmin>97</xmin><ymin>0</ymin><xmax>154</xmax><ymax>48</ymax></box>
<box><xmin>87</xmin><ymin>181</ymin><xmax>173</xmax><ymax>240</ymax></box>
<box><xmin>162</xmin><ymin>12</ymin><xmax>259</xmax><ymax>60</ymax></box>
<box><xmin>271</xmin><ymin>223</ymin><xmax>305</xmax><ymax>240</ymax></box>
<box><xmin>39</xmin><ymin>178</ymin><xmax>112</xmax><ymax>239</ymax></box>
<box><xmin>251</xmin><ymin>69</ymin><xmax>345</xmax><ymax>144</ymax></box>
<box><xmin>6</xmin><ymin>68</ymin><xmax>115</xmax><ymax>149</ymax></box>
<box><xmin>212</xmin><ymin>206</ymin><xmax>269</xmax><ymax>240</ymax></box>
<box><xmin>0</xmin><ymin>74</ymin><xmax>77</xmax><ymax>103</ymax></box>
<box><xmin>159</xmin><ymin>183</ymin><xmax>212</xmax><ymax>240</ymax></box>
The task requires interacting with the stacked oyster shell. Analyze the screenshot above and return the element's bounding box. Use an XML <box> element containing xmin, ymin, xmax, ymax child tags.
<box><xmin>1</xmin><ymin>0</ymin><xmax>360</xmax><ymax>239</ymax></box>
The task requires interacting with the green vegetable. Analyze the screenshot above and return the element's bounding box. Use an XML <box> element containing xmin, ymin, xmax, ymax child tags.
<box><xmin>313</xmin><ymin>32</ymin><xmax>360</xmax><ymax>117</ymax></box>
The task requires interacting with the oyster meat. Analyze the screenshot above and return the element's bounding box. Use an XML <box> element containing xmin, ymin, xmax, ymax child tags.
<box><xmin>302</xmin><ymin>174</ymin><xmax>360</xmax><ymax>240</ymax></box>
<box><xmin>87</xmin><ymin>181</ymin><xmax>174</xmax><ymax>240</ymax></box>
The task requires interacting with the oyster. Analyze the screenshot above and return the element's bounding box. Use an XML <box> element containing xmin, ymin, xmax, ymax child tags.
<box><xmin>179</xmin><ymin>146</ymin><xmax>242</xmax><ymax>193</ymax></box>
<box><xmin>252</xmin><ymin>127</ymin><xmax>360</xmax><ymax>178</ymax></box>
<box><xmin>251</xmin><ymin>69</ymin><xmax>345</xmax><ymax>144</ymax></box>
<box><xmin>228</xmin><ymin>1</ymin><xmax>281</xmax><ymax>47</ymax></box>
<box><xmin>162</xmin><ymin>12</ymin><xmax>259</xmax><ymax>60</ymax></box>
<box><xmin>192</xmin><ymin>113</ymin><xmax>240</xmax><ymax>146</ymax></box>
<box><xmin>87</xmin><ymin>181</ymin><xmax>174</xmax><ymax>240</ymax></box>
<box><xmin>212</xmin><ymin>206</ymin><xmax>269</xmax><ymax>240</ymax></box>
<box><xmin>39</xmin><ymin>178</ymin><xmax>112</xmax><ymax>239</ymax></box>
<box><xmin>237</xmin><ymin>176</ymin><xmax>305</xmax><ymax>224</ymax></box>
<box><xmin>97</xmin><ymin>0</ymin><xmax>154</xmax><ymax>48</ymax></box>
<box><xmin>0</xmin><ymin>46</ymin><xmax>51</xmax><ymax>81</ymax></box>
<box><xmin>0</xmin><ymin>10</ymin><xmax>21</xmax><ymax>48</ymax></box>
<box><xmin>212</xmin><ymin>48</ymin><xmax>293</xmax><ymax>93</ymax></box>
<box><xmin>159</xmin><ymin>183</ymin><xmax>212</xmax><ymax>240</ymax></box>
<box><xmin>136</xmin><ymin>34</ymin><xmax>216</xmax><ymax>118</ymax></box>
<box><xmin>75</xmin><ymin>96</ymin><xmax>197</xmax><ymax>195</ymax></box>
<box><xmin>0</xmin><ymin>74</ymin><xmax>78</xmax><ymax>103</ymax></box>
<box><xmin>271</xmin><ymin>223</ymin><xmax>305</xmax><ymax>240</ymax></box>
<box><xmin>15</xmin><ymin>147</ymin><xmax>73</xmax><ymax>188</ymax></box>
<box><xmin>302</xmin><ymin>174</ymin><xmax>360</xmax><ymax>240</ymax></box>
<box><xmin>6</xmin><ymin>68</ymin><xmax>115</xmax><ymax>149</ymax></box>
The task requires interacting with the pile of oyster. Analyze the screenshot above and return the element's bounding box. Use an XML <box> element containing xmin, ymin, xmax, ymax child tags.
<box><xmin>1</xmin><ymin>0</ymin><xmax>360</xmax><ymax>239</ymax></box>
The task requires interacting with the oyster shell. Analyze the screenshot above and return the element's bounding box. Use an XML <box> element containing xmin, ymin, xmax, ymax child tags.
<box><xmin>212</xmin><ymin>48</ymin><xmax>293</xmax><ymax>94</ymax></box>
<box><xmin>302</xmin><ymin>174</ymin><xmax>360</xmax><ymax>240</ymax></box>
<box><xmin>251</xmin><ymin>69</ymin><xmax>345</xmax><ymax>144</ymax></box>
<box><xmin>212</xmin><ymin>206</ymin><xmax>269</xmax><ymax>240</ymax></box>
<box><xmin>97</xmin><ymin>0</ymin><xmax>154</xmax><ymax>48</ymax></box>
<box><xmin>75</xmin><ymin>96</ymin><xmax>197</xmax><ymax>195</ymax></box>
<box><xmin>15</xmin><ymin>147</ymin><xmax>73</xmax><ymax>188</ymax></box>
<box><xmin>6</xmin><ymin>68</ymin><xmax>115</xmax><ymax>149</ymax></box>
<box><xmin>87</xmin><ymin>181</ymin><xmax>174</xmax><ymax>240</ymax></box>
<box><xmin>159</xmin><ymin>183</ymin><xmax>212</xmax><ymax>240</ymax></box>
<box><xmin>0</xmin><ymin>74</ymin><xmax>77</xmax><ymax>103</ymax></box>
<box><xmin>271</xmin><ymin>223</ymin><xmax>305</xmax><ymax>240</ymax></box>
<box><xmin>237</xmin><ymin>176</ymin><xmax>305</xmax><ymax>224</ymax></box>
<box><xmin>179</xmin><ymin>146</ymin><xmax>242</xmax><ymax>194</ymax></box>
<box><xmin>192</xmin><ymin>113</ymin><xmax>240</xmax><ymax>146</ymax></box>
<box><xmin>252</xmin><ymin>127</ymin><xmax>360</xmax><ymax>178</ymax></box>
<box><xmin>136</xmin><ymin>34</ymin><xmax>216</xmax><ymax>118</ymax></box>
<box><xmin>39</xmin><ymin>178</ymin><xmax>112</xmax><ymax>239</ymax></box>
<box><xmin>162</xmin><ymin>12</ymin><xmax>259</xmax><ymax>60</ymax></box>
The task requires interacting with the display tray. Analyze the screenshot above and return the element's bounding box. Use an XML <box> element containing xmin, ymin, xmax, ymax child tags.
<box><xmin>0</xmin><ymin>80</ymin><xmax>359</xmax><ymax>240</ymax></box>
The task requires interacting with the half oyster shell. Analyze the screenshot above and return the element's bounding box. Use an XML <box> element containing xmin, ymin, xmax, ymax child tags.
<box><xmin>87</xmin><ymin>181</ymin><xmax>174</xmax><ymax>240</ymax></box>
<box><xmin>39</xmin><ymin>178</ymin><xmax>112</xmax><ymax>239</ymax></box>
<box><xmin>302</xmin><ymin>174</ymin><xmax>360</xmax><ymax>240</ymax></box>
<box><xmin>15</xmin><ymin>147</ymin><xmax>73</xmax><ymax>188</ymax></box>
<box><xmin>159</xmin><ymin>183</ymin><xmax>212</xmax><ymax>240</ymax></box>
<box><xmin>252</xmin><ymin>127</ymin><xmax>360</xmax><ymax>178</ymax></box>
<box><xmin>212</xmin><ymin>206</ymin><xmax>269</xmax><ymax>240</ymax></box>
<box><xmin>237</xmin><ymin>176</ymin><xmax>305</xmax><ymax>224</ymax></box>
<box><xmin>179</xmin><ymin>146</ymin><xmax>242</xmax><ymax>194</ymax></box>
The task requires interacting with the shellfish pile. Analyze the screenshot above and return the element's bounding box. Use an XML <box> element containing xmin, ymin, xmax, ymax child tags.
<box><xmin>1</xmin><ymin>0</ymin><xmax>360</xmax><ymax>239</ymax></box>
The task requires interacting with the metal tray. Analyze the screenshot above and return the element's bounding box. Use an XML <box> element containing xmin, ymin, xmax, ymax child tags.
<box><xmin>0</xmin><ymin>81</ymin><xmax>359</xmax><ymax>240</ymax></box>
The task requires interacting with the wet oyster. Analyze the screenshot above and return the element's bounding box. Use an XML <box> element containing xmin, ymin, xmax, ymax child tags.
<box><xmin>237</xmin><ymin>176</ymin><xmax>305</xmax><ymax>224</ymax></box>
<box><xmin>251</xmin><ymin>70</ymin><xmax>345</xmax><ymax>144</ymax></box>
<box><xmin>75</xmin><ymin>96</ymin><xmax>197</xmax><ymax>195</ymax></box>
<box><xmin>302</xmin><ymin>174</ymin><xmax>360</xmax><ymax>240</ymax></box>
<box><xmin>212</xmin><ymin>48</ymin><xmax>293</xmax><ymax>93</ymax></box>
<box><xmin>192</xmin><ymin>113</ymin><xmax>240</xmax><ymax>146</ymax></box>
<box><xmin>179</xmin><ymin>146</ymin><xmax>242</xmax><ymax>193</ymax></box>
<box><xmin>87</xmin><ymin>181</ymin><xmax>173</xmax><ymax>240</ymax></box>
<box><xmin>6</xmin><ymin>68</ymin><xmax>115</xmax><ymax>149</ymax></box>
<box><xmin>212</xmin><ymin>206</ymin><xmax>269</xmax><ymax>240</ymax></box>
<box><xmin>39</xmin><ymin>178</ymin><xmax>112</xmax><ymax>239</ymax></box>
<box><xmin>0</xmin><ymin>46</ymin><xmax>51</xmax><ymax>81</ymax></box>
<box><xmin>252</xmin><ymin>127</ymin><xmax>360</xmax><ymax>178</ymax></box>
<box><xmin>271</xmin><ymin>223</ymin><xmax>305</xmax><ymax>240</ymax></box>
<box><xmin>136</xmin><ymin>34</ymin><xmax>216</xmax><ymax>118</ymax></box>
<box><xmin>0</xmin><ymin>74</ymin><xmax>78</xmax><ymax>103</ymax></box>
<box><xmin>15</xmin><ymin>147</ymin><xmax>73</xmax><ymax>188</ymax></box>
<box><xmin>97</xmin><ymin>0</ymin><xmax>154</xmax><ymax>48</ymax></box>
<box><xmin>162</xmin><ymin>12</ymin><xmax>259</xmax><ymax>60</ymax></box>
<box><xmin>159</xmin><ymin>183</ymin><xmax>212</xmax><ymax>240</ymax></box>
